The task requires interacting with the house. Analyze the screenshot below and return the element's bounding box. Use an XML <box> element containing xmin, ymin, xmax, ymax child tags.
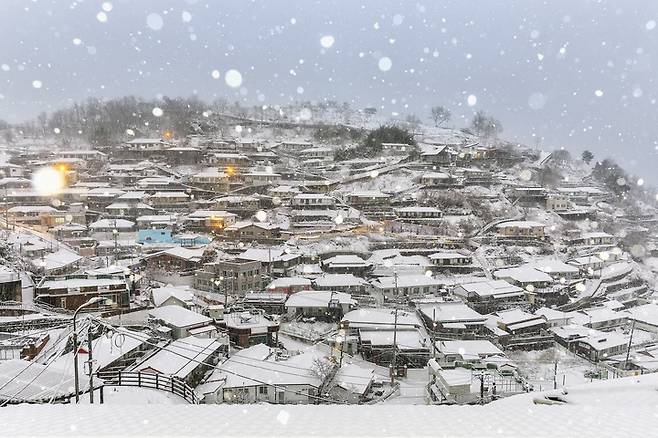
<box><xmin>494</xmin><ymin>221</ymin><xmax>545</xmax><ymax>238</ymax></box>
<box><xmin>136</xmin><ymin>214</ymin><xmax>178</xmax><ymax>230</ymax></box>
<box><xmin>420</xmin><ymin>172</ymin><xmax>456</xmax><ymax>188</ymax></box>
<box><xmin>221</xmin><ymin>311</ymin><xmax>279</xmax><ymax>347</ymax></box>
<box><xmin>452</xmin><ymin>280</ymin><xmax>526</xmax><ymax>311</ymax></box>
<box><xmin>492</xmin><ymin>266</ymin><xmax>554</xmax><ymax>289</ymax></box>
<box><xmin>144</xmin><ymin>246</ymin><xmax>207</xmax><ymax>272</ymax></box>
<box><xmin>241</xmin><ymin>170</ymin><xmax>281</xmax><ymax>186</ymax></box>
<box><xmin>89</xmin><ymin>218</ymin><xmax>135</xmax><ymax>233</ymax></box>
<box><xmin>312</xmin><ymin>274</ymin><xmax>369</xmax><ymax>296</ymax></box>
<box><xmin>321</xmin><ymin>254</ymin><xmax>372</xmax><ymax>275</ymax></box>
<box><xmin>266</xmin><ymin>277</ymin><xmax>313</xmax><ymax>295</ymax></box>
<box><xmin>7</xmin><ymin>206</ymin><xmax>58</xmax><ymax>225</ymax></box>
<box><xmin>394</xmin><ymin>206</ymin><xmax>442</xmax><ymax>223</ymax></box>
<box><xmin>567</xmin><ymin>255</ymin><xmax>604</xmax><ymax>273</ymax></box>
<box><xmin>188</xmin><ymin>168</ymin><xmax>230</xmax><ymax>192</ymax></box>
<box><xmin>534</xmin><ymin>307</ymin><xmax>573</xmax><ymax>328</ymax></box>
<box><xmin>417</xmin><ymin>302</ymin><xmax>488</xmax><ymax>335</ymax></box>
<box><xmin>193</xmin><ymin>259</ymin><xmax>263</xmax><ymax>296</ymax></box>
<box><xmin>490</xmin><ymin>308</ymin><xmax>548</xmax><ymax>337</ymax></box>
<box><xmin>150</xmin><ymin>285</ymin><xmax>196</xmax><ymax>309</ymax></box>
<box><xmin>344</xmin><ymin>191</ymin><xmax>392</xmax><ymax>208</ymax></box>
<box><xmin>291</xmin><ymin>209</ymin><xmax>342</xmax><ymax>229</ymax></box>
<box><xmin>204</xmin><ymin>344</ymin><xmax>325</xmax><ymax>404</ymax></box>
<box><xmin>223</xmin><ymin>221</ymin><xmax>282</xmax><ymax>242</ymax></box>
<box><xmin>148</xmin><ymin>306</ymin><xmax>215</xmax><ymax>339</ymax></box>
<box><xmin>342</xmin><ymin>308</ymin><xmax>429</xmax><ymax>367</ymax></box>
<box><xmin>133</xmin><ymin>336</ymin><xmax>223</xmax><ymax>386</ymax></box>
<box><xmin>572</xmin><ymin>331</ymin><xmax>628</xmax><ymax>362</ymax></box>
<box><xmin>419</xmin><ymin>145</ymin><xmax>453</xmax><ymax>165</ymax></box>
<box><xmin>291</xmin><ymin>193</ymin><xmax>335</xmax><ymax>209</ymax></box>
<box><xmin>49</xmin><ymin>223</ymin><xmax>88</xmax><ymax>240</ymax></box>
<box><xmin>213</xmin><ymin>195</ymin><xmax>260</xmax><ymax>216</ymax></box>
<box><xmin>330</xmin><ymin>363</ymin><xmax>375</xmax><ymax>404</ymax></box>
<box><xmin>285</xmin><ymin>290</ymin><xmax>357</xmax><ymax>320</ymax></box>
<box><xmin>428</xmin><ymin>252</ymin><xmax>473</xmax><ymax>269</ymax></box>
<box><xmin>184</xmin><ymin>210</ymin><xmax>238</xmax><ymax>231</ymax></box>
<box><xmin>435</xmin><ymin>340</ymin><xmax>504</xmax><ymax>363</ymax></box>
<box><xmin>568</xmin><ymin>232</ymin><xmax>616</xmax><ymax>246</ymax></box>
<box><xmin>149</xmin><ymin>192</ymin><xmax>190</xmax><ymax>210</ymax></box>
<box><xmin>35</xmin><ymin>276</ymin><xmax>129</xmax><ymax>310</ymax></box>
<box><xmin>426</xmin><ymin>359</ymin><xmax>480</xmax><ymax>405</ymax></box>
<box><xmin>105</xmin><ymin>202</ymin><xmax>154</xmax><ymax>219</ymax></box>
<box><xmin>546</xmin><ymin>195</ymin><xmax>572</xmax><ymax>211</ymax></box>
<box><xmin>507</xmin><ymin>186</ymin><xmax>547</xmax><ymax>205</ymax></box>
<box><xmin>370</xmin><ymin>274</ymin><xmax>444</xmax><ymax>300</ymax></box>
<box><xmin>528</xmin><ymin>259</ymin><xmax>580</xmax><ymax>280</ymax></box>
<box><xmin>572</xmin><ymin>307</ymin><xmax>629</xmax><ymax>331</ymax></box>
<box><xmin>236</xmin><ymin>248</ymin><xmax>301</xmax><ymax>276</ymax></box>
<box><xmin>125</xmin><ymin>138</ymin><xmax>172</xmax><ymax>150</ymax></box>
<box><xmin>239</xmin><ymin>292</ymin><xmax>288</xmax><ymax>315</ymax></box>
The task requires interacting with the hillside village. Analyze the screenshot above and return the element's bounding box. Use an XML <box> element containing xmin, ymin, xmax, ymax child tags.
<box><xmin>0</xmin><ymin>111</ymin><xmax>656</xmax><ymax>410</ymax></box>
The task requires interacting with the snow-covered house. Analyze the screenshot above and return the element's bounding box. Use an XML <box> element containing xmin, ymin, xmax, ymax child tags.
<box><xmin>203</xmin><ymin>344</ymin><xmax>326</xmax><ymax>404</ymax></box>
<box><xmin>148</xmin><ymin>306</ymin><xmax>215</xmax><ymax>339</ymax></box>
<box><xmin>285</xmin><ymin>290</ymin><xmax>357</xmax><ymax>320</ymax></box>
<box><xmin>133</xmin><ymin>336</ymin><xmax>223</xmax><ymax>386</ymax></box>
<box><xmin>221</xmin><ymin>311</ymin><xmax>280</xmax><ymax>347</ymax></box>
<box><xmin>494</xmin><ymin>221</ymin><xmax>545</xmax><ymax>238</ymax></box>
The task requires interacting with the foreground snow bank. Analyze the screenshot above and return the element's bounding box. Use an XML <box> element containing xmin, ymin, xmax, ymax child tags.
<box><xmin>1</xmin><ymin>373</ymin><xmax>657</xmax><ymax>437</ymax></box>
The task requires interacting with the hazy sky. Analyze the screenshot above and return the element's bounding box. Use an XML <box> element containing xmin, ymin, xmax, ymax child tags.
<box><xmin>0</xmin><ymin>0</ymin><xmax>657</xmax><ymax>183</ymax></box>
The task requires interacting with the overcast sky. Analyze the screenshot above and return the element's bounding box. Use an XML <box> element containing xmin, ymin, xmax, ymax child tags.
<box><xmin>0</xmin><ymin>0</ymin><xmax>657</xmax><ymax>183</ymax></box>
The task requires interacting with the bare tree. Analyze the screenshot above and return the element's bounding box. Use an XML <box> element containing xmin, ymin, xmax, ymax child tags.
<box><xmin>430</xmin><ymin>106</ymin><xmax>451</xmax><ymax>127</ymax></box>
<box><xmin>470</xmin><ymin>110</ymin><xmax>502</xmax><ymax>138</ymax></box>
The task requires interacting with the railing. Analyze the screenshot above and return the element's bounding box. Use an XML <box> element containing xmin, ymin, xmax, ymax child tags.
<box><xmin>97</xmin><ymin>370</ymin><xmax>199</xmax><ymax>404</ymax></box>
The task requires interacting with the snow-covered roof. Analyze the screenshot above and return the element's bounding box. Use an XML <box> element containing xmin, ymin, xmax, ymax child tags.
<box><xmin>151</xmin><ymin>285</ymin><xmax>196</xmax><ymax>307</ymax></box>
<box><xmin>628</xmin><ymin>303</ymin><xmax>658</xmax><ymax>328</ymax></box>
<box><xmin>417</xmin><ymin>302</ymin><xmax>487</xmax><ymax>324</ymax></box>
<box><xmin>237</xmin><ymin>248</ymin><xmax>299</xmax><ymax>263</ymax></box>
<box><xmin>148</xmin><ymin>306</ymin><xmax>212</xmax><ymax>328</ymax></box>
<box><xmin>371</xmin><ymin>274</ymin><xmax>444</xmax><ymax>289</ymax></box>
<box><xmin>493</xmin><ymin>266</ymin><xmax>553</xmax><ymax>284</ymax></box>
<box><xmin>285</xmin><ymin>290</ymin><xmax>356</xmax><ymax>309</ymax></box>
<box><xmin>313</xmin><ymin>274</ymin><xmax>368</xmax><ymax>288</ymax></box>
<box><xmin>266</xmin><ymin>277</ymin><xmax>312</xmax><ymax>289</ymax></box>
<box><xmin>135</xmin><ymin>336</ymin><xmax>221</xmax><ymax>378</ymax></box>
<box><xmin>454</xmin><ymin>279</ymin><xmax>524</xmax><ymax>298</ymax></box>
<box><xmin>89</xmin><ymin>218</ymin><xmax>135</xmax><ymax>229</ymax></box>
<box><xmin>187</xmin><ymin>210</ymin><xmax>237</xmax><ymax>219</ymax></box>
<box><xmin>437</xmin><ymin>340</ymin><xmax>504</xmax><ymax>359</ymax></box>
<box><xmin>342</xmin><ymin>308</ymin><xmax>423</xmax><ymax>329</ymax></box>
<box><xmin>215</xmin><ymin>344</ymin><xmax>323</xmax><ymax>389</ymax></box>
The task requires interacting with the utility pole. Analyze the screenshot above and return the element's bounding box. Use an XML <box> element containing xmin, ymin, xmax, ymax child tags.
<box><xmin>88</xmin><ymin>323</ymin><xmax>95</xmax><ymax>404</ymax></box>
<box><xmin>432</xmin><ymin>308</ymin><xmax>437</xmax><ymax>359</ymax></box>
<box><xmin>624</xmin><ymin>319</ymin><xmax>636</xmax><ymax>370</ymax></box>
<box><xmin>478</xmin><ymin>373</ymin><xmax>485</xmax><ymax>404</ymax></box>
<box><xmin>390</xmin><ymin>307</ymin><xmax>398</xmax><ymax>385</ymax></box>
<box><xmin>553</xmin><ymin>360</ymin><xmax>558</xmax><ymax>390</ymax></box>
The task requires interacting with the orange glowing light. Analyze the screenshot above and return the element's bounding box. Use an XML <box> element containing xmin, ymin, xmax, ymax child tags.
<box><xmin>163</xmin><ymin>130</ymin><xmax>173</xmax><ymax>140</ymax></box>
<box><xmin>226</xmin><ymin>166</ymin><xmax>236</xmax><ymax>176</ymax></box>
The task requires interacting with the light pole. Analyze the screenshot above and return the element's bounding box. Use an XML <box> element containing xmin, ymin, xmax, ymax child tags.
<box><xmin>72</xmin><ymin>296</ymin><xmax>106</xmax><ymax>403</ymax></box>
<box><xmin>335</xmin><ymin>333</ymin><xmax>345</xmax><ymax>367</ymax></box>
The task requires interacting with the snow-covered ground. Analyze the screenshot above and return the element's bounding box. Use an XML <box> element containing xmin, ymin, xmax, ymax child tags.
<box><xmin>2</xmin><ymin>373</ymin><xmax>657</xmax><ymax>437</ymax></box>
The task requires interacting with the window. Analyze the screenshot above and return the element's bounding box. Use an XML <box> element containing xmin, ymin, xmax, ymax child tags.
<box><xmin>258</xmin><ymin>386</ymin><xmax>268</xmax><ymax>395</ymax></box>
